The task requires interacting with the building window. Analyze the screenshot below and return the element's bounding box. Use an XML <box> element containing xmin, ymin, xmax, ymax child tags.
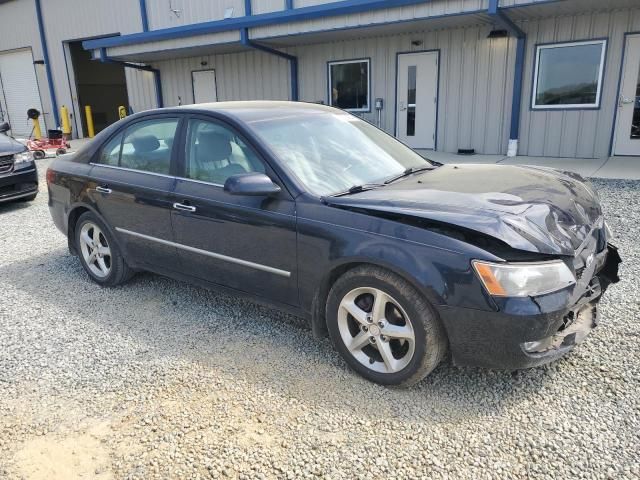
<box><xmin>328</xmin><ymin>59</ymin><xmax>370</xmax><ymax>112</ymax></box>
<box><xmin>532</xmin><ymin>40</ymin><xmax>607</xmax><ymax>109</ymax></box>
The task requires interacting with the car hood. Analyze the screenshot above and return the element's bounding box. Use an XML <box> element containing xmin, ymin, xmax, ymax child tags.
<box><xmin>325</xmin><ymin>164</ymin><xmax>602</xmax><ymax>256</ymax></box>
<box><xmin>0</xmin><ymin>133</ymin><xmax>27</xmax><ymax>156</ymax></box>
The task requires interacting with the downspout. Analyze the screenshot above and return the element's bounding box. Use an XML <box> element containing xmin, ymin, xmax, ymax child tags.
<box><xmin>240</xmin><ymin>28</ymin><xmax>299</xmax><ymax>101</ymax></box>
<box><xmin>139</xmin><ymin>0</ymin><xmax>150</xmax><ymax>32</ymax></box>
<box><xmin>489</xmin><ymin>0</ymin><xmax>525</xmax><ymax>157</ymax></box>
<box><xmin>99</xmin><ymin>49</ymin><xmax>164</xmax><ymax>108</ymax></box>
<box><xmin>34</xmin><ymin>0</ymin><xmax>60</xmax><ymax>127</ymax></box>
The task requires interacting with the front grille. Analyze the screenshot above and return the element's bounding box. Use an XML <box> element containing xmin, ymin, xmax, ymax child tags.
<box><xmin>0</xmin><ymin>154</ymin><xmax>14</xmax><ymax>174</ymax></box>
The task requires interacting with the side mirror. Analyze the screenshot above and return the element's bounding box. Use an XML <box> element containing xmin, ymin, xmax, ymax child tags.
<box><xmin>0</xmin><ymin>122</ymin><xmax>10</xmax><ymax>133</ymax></box>
<box><xmin>224</xmin><ymin>172</ymin><xmax>281</xmax><ymax>196</ymax></box>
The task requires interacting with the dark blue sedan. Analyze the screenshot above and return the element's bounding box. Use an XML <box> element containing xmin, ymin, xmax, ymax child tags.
<box><xmin>47</xmin><ymin>102</ymin><xmax>620</xmax><ymax>386</ymax></box>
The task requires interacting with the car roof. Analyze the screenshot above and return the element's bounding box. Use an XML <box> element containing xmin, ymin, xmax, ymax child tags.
<box><xmin>152</xmin><ymin>101</ymin><xmax>346</xmax><ymax>124</ymax></box>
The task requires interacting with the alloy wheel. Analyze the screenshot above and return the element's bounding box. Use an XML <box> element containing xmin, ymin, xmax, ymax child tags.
<box><xmin>79</xmin><ymin>222</ymin><xmax>112</xmax><ymax>278</ymax></box>
<box><xmin>337</xmin><ymin>287</ymin><xmax>415</xmax><ymax>374</ymax></box>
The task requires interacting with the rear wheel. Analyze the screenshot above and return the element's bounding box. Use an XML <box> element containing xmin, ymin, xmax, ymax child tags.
<box><xmin>33</xmin><ymin>150</ymin><xmax>45</xmax><ymax>160</ymax></box>
<box><xmin>75</xmin><ymin>212</ymin><xmax>133</xmax><ymax>286</ymax></box>
<box><xmin>326</xmin><ymin>266</ymin><xmax>447</xmax><ymax>387</ymax></box>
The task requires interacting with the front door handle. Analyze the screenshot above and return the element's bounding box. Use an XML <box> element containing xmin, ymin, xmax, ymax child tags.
<box><xmin>173</xmin><ymin>202</ymin><xmax>196</xmax><ymax>213</ymax></box>
<box><xmin>619</xmin><ymin>95</ymin><xmax>635</xmax><ymax>106</ymax></box>
<box><xmin>95</xmin><ymin>186</ymin><xmax>112</xmax><ymax>194</ymax></box>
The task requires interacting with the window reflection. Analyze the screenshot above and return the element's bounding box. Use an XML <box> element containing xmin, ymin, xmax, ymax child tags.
<box><xmin>407</xmin><ymin>65</ymin><xmax>416</xmax><ymax>137</ymax></box>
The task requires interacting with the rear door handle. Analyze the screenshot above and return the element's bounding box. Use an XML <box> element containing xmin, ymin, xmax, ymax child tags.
<box><xmin>95</xmin><ymin>186</ymin><xmax>112</xmax><ymax>194</ymax></box>
<box><xmin>173</xmin><ymin>202</ymin><xmax>196</xmax><ymax>213</ymax></box>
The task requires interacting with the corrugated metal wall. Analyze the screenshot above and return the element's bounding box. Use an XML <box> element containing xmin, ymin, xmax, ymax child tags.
<box><xmin>518</xmin><ymin>8</ymin><xmax>640</xmax><ymax>158</ymax></box>
<box><xmin>252</xmin><ymin>0</ymin><xmax>488</xmax><ymax>39</ymax></box>
<box><xmin>145</xmin><ymin>0</ymin><xmax>247</xmax><ymax>30</ymax></box>
<box><xmin>125</xmin><ymin>68</ymin><xmax>158</xmax><ymax>113</ymax></box>
<box><xmin>154</xmin><ymin>50</ymin><xmax>290</xmax><ymax>106</ymax></box>
<box><xmin>290</xmin><ymin>26</ymin><xmax>513</xmax><ymax>154</ymax></box>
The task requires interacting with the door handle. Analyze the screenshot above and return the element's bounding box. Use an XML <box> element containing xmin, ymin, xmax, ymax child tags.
<box><xmin>619</xmin><ymin>95</ymin><xmax>635</xmax><ymax>106</ymax></box>
<box><xmin>173</xmin><ymin>202</ymin><xmax>196</xmax><ymax>213</ymax></box>
<box><xmin>95</xmin><ymin>186</ymin><xmax>112</xmax><ymax>194</ymax></box>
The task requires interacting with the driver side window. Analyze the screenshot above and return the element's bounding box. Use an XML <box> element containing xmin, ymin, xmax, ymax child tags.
<box><xmin>185</xmin><ymin>119</ymin><xmax>265</xmax><ymax>185</ymax></box>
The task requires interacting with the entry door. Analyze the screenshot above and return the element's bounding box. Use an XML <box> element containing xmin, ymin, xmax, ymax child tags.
<box><xmin>396</xmin><ymin>51</ymin><xmax>438</xmax><ymax>149</ymax></box>
<box><xmin>171</xmin><ymin>116</ymin><xmax>298</xmax><ymax>306</ymax></box>
<box><xmin>614</xmin><ymin>34</ymin><xmax>640</xmax><ymax>156</ymax></box>
<box><xmin>0</xmin><ymin>48</ymin><xmax>45</xmax><ymax>137</ymax></box>
<box><xmin>192</xmin><ymin>70</ymin><xmax>218</xmax><ymax>104</ymax></box>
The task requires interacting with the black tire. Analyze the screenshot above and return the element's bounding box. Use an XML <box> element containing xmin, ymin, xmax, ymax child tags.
<box><xmin>33</xmin><ymin>150</ymin><xmax>45</xmax><ymax>160</ymax></box>
<box><xmin>326</xmin><ymin>265</ymin><xmax>447</xmax><ymax>387</ymax></box>
<box><xmin>56</xmin><ymin>148</ymin><xmax>67</xmax><ymax>156</ymax></box>
<box><xmin>74</xmin><ymin>211</ymin><xmax>133</xmax><ymax>286</ymax></box>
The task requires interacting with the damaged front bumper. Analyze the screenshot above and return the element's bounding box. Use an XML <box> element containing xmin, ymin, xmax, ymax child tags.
<box><xmin>438</xmin><ymin>244</ymin><xmax>621</xmax><ymax>370</ymax></box>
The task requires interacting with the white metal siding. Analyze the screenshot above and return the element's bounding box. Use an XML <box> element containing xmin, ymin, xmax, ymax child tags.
<box><xmin>292</xmin><ymin>26</ymin><xmax>512</xmax><ymax>154</ymax></box>
<box><xmin>252</xmin><ymin>0</ymin><xmax>488</xmax><ymax>39</ymax></box>
<box><xmin>154</xmin><ymin>50</ymin><xmax>290</xmax><ymax>106</ymax></box>
<box><xmin>253</xmin><ymin>0</ymin><xmax>288</xmax><ymax>15</ymax></box>
<box><xmin>518</xmin><ymin>8</ymin><xmax>640</xmax><ymax>158</ymax></box>
<box><xmin>125</xmin><ymin>68</ymin><xmax>158</xmax><ymax>113</ymax></box>
<box><xmin>145</xmin><ymin>0</ymin><xmax>247</xmax><ymax>30</ymax></box>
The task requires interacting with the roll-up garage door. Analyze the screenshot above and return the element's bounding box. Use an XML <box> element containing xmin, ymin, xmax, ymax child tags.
<box><xmin>0</xmin><ymin>48</ymin><xmax>45</xmax><ymax>138</ymax></box>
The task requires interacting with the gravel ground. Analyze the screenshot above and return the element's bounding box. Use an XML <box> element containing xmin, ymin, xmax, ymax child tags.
<box><xmin>0</xmin><ymin>158</ymin><xmax>639</xmax><ymax>480</ymax></box>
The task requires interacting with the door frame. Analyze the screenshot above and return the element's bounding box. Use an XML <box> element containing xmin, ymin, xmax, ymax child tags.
<box><xmin>191</xmin><ymin>69</ymin><xmax>218</xmax><ymax>104</ymax></box>
<box><xmin>394</xmin><ymin>49</ymin><xmax>440</xmax><ymax>150</ymax></box>
<box><xmin>610</xmin><ymin>31</ymin><xmax>640</xmax><ymax>156</ymax></box>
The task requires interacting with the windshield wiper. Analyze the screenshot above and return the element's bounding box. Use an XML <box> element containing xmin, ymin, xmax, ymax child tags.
<box><xmin>384</xmin><ymin>165</ymin><xmax>437</xmax><ymax>184</ymax></box>
<box><xmin>329</xmin><ymin>183</ymin><xmax>385</xmax><ymax>197</ymax></box>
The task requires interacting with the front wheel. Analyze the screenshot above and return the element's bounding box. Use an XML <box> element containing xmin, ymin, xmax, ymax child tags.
<box><xmin>326</xmin><ymin>266</ymin><xmax>447</xmax><ymax>387</ymax></box>
<box><xmin>75</xmin><ymin>211</ymin><xmax>133</xmax><ymax>286</ymax></box>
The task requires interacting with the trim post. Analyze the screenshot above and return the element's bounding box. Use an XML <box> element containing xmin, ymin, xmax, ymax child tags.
<box><xmin>34</xmin><ymin>0</ymin><xmax>60</xmax><ymax>127</ymax></box>
<box><xmin>139</xmin><ymin>0</ymin><xmax>150</xmax><ymax>32</ymax></box>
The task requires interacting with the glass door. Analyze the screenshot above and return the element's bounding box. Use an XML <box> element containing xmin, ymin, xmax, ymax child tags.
<box><xmin>614</xmin><ymin>34</ymin><xmax>640</xmax><ymax>156</ymax></box>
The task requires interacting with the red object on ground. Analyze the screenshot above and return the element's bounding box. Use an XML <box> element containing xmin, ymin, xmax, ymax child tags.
<box><xmin>26</xmin><ymin>129</ymin><xmax>71</xmax><ymax>158</ymax></box>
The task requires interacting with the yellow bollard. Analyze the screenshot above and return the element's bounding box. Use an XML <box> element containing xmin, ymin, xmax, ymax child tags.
<box><xmin>84</xmin><ymin>105</ymin><xmax>95</xmax><ymax>138</ymax></box>
<box><xmin>31</xmin><ymin>118</ymin><xmax>42</xmax><ymax>140</ymax></box>
<box><xmin>118</xmin><ymin>105</ymin><xmax>127</xmax><ymax>120</ymax></box>
<box><xmin>60</xmin><ymin>105</ymin><xmax>71</xmax><ymax>136</ymax></box>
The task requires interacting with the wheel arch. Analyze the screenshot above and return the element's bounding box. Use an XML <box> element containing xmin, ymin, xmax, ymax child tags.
<box><xmin>310</xmin><ymin>257</ymin><xmax>442</xmax><ymax>338</ymax></box>
<box><xmin>66</xmin><ymin>203</ymin><xmax>124</xmax><ymax>256</ymax></box>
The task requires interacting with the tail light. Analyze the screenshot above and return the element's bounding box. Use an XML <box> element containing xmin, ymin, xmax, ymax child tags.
<box><xmin>46</xmin><ymin>168</ymin><xmax>55</xmax><ymax>185</ymax></box>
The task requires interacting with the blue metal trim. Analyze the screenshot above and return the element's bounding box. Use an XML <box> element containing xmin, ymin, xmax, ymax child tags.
<box><xmin>241</xmin><ymin>29</ymin><xmax>298</xmax><ymax>101</ymax></box>
<box><xmin>327</xmin><ymin>58</ymin><xmax>372</xmax><ymax>113</ymax></box>
<box><xmin>34</xmin><ymin>0</ymin><xmax>59</xmax><ymax>126</ymax></box>
<box><xmin>529</xmin><ymin>38</ymin><xmax>609</xmax><ymax>112</ymax></box>
<box><xmin>609</xmin><ymin>31</ymin><xmax>640</xmax><ymax>156</ymax></box>
<box><xmin>99</xmin><ymin>49</ymin><xmax>163</xmax><ymax>108</ymax></box>
<box><xmin>510</xmin><ymin>36</ymin><xmax>526</xmax><ymax>140</ymax></box>
<box><xmin>285</xmin><ymin>0</ymin><xmax>294</xmax><ymax>9</ymax></box>
<box><xmin>83</xmin><ymin>0</ymin><xmax>444</xmax><ymax>50</ymax></box>
<box><xmin>139</xmin><ymin>0</ymin><xmax>149</xmax><ymax>32</ymax></box>
<box><xmin>393</xmin><ymin>50</ymin><xmax>440</xmax><ymax>150</ymax></box>
<box><xmin>244</xmin><ymin>0</ymin><xmax>252</xmax><ymax>16</ymax></box>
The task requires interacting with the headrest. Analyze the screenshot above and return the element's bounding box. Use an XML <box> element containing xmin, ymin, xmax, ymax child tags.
<box><xmin>198</xmin><ymin>131</ymin><xmax>231</xmax><ymax>161</ymax></box>
<box><xmin>131</xmin><ymin>134</ymin><xmax>160</xmax><ymax>153</ymax></box>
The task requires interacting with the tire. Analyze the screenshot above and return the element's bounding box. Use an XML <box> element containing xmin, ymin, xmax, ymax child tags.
<box><xmin>74</xmin><ymin>211</ymin><xmax>133</xmax><ymax>286</ymax></box>
<box><xmin>56</xmin><ymin>148</ymin><xmax>67</xmax><ymax>156</ymax></box>
<box><xmin>33</xmin><ymin>150</ymin><xmax>45</xmax><ymax>160</ymax></box>
<box><xmin>326</xmin><ymin>265</ymin><xmax>447</xmax><ymax>387</ymax></box>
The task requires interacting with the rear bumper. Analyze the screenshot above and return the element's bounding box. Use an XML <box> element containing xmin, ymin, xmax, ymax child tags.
<box><xmin>0</xmin><ymin>166</ymin><xmax>38</xmax><ymax>203</ymax></box>
<box><xmin>439</xmin><ymin>244</ymin><xmax>621</xmax><ymax>370</ymax></box>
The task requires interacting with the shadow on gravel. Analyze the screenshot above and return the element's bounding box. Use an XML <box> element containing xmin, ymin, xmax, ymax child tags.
<box><xmin>0</xmin><ymin>199</ymin><xmax>33</xmax><ymax>215</ymax></box>
<box><xmin>2</xmin><ymin>247</ymin><xmax>552</xmax><ymax>422</ymax></box>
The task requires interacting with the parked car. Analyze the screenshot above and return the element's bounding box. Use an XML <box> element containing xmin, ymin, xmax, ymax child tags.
<box><xmin>46</xmin><ymin>102</ymin><xmax>621</xmax><ymax>386</ymax></box>
<box><xmin>0</xmin><ymin>122</ymin><xmax>38</xmax><ymax>204</ymax></box>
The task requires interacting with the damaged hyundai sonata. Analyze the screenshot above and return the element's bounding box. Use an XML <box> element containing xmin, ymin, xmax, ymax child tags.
<box><xmin>47</xmin><ymin>101</ymin><xmax>621</xmax><ymax>386</ymax></box>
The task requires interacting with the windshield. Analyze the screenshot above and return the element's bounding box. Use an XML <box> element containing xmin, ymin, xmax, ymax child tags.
<box><xmin>247</xmin><ymin>110</ymin><xmax>431</xmax><ymax>196</ymax></box>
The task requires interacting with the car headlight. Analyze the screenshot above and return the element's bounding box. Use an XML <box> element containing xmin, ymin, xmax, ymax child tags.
<box><xmin>472</xmin><ymin>260</ymin><xmax>575</xmax><ymax>297</ymax></box>
<box><xmin>13</xmin><ymin>150</ymin><xmax>34</xmax><ymax>167</ymax></box>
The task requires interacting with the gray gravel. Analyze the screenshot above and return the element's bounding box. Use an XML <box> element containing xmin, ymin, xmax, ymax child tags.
<box><xmin>0</xmin><ymin>159</ymin><xmax>638</xmax><ymax>479</ymax></box>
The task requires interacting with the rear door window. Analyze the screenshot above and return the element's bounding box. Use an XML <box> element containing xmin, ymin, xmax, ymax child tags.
<box><xmin>97</xmin><ymin>118</ymin><xmax>179</xmax><ymax>175</ymax></box>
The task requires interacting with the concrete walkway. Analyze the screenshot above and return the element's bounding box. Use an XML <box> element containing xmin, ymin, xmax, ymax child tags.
<box><xmin>423</xmin><ymin>150</ymin><xmax>640</xmax><ymax>180</ymax></box>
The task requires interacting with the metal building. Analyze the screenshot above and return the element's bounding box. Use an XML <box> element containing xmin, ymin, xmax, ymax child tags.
<box><xmin>0</xmin><ymin>0</ymin><xmax>639</xmax><ymax>158</ymax></box>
